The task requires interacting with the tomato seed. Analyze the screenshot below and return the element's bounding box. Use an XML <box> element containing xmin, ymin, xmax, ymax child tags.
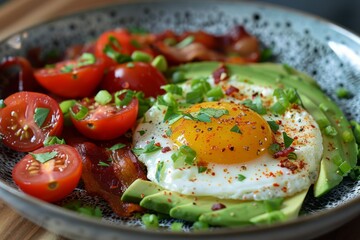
<box><xmin>48</xmin><ymin>181</ymin><xmax>58</xmax><ymax>190</ymax></box>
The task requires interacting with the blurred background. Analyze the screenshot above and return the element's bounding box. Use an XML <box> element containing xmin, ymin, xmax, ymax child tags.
<box><xmin>263</xmin><ymin>0</ymin><xmax>360</xmax><ymax>33</ymax></box>
<box><xmin>0</xmin><ymin>0</ymin><xmax>359</xmax><ymax>39</ymax></box>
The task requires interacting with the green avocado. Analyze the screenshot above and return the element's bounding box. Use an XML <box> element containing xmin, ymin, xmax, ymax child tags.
<box><xmin>121</xmin><ymin>62</ymin><xmax>358</xmax><ymax>226</ymax></box>
<box><xmin>122</xmin><ymin>179</ymin><xmax>308</xmax><ymax>225</ymax></box>
<box><xmin>173</xmin><ymin>62</ymin><xmax>358</xmax><ymax>196</ymax></box>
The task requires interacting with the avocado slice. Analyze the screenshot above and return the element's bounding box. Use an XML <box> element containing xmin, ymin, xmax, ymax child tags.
<box><xmin>172</xmin><ymin>62</ymin><xmax>358</xmax><ymax>196</ymax></box>
<box><xmin>122</xmin><ymin>179</ymin><xmax>309</xmax><ymax>226</ymax></box>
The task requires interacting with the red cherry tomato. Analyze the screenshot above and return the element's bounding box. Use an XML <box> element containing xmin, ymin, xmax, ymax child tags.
<box><xmin>70</xmin><ymin>96</ymin><xmax>138</xmax><ymax>140</ymax></box>
<box><xmin>34</xmin><ymin>58</ymin><xmax>104</xmax><ymax>98</ymax></box>
<box><xmin>100</xmin><ymin>62</ymin><xmax>167</xmax><ymax>98</ymax></box>
<box><xmin>95</xmin><ymin>29</ymin><xmax>136</xmax><ymax>69</ymax></box>
<box><xmin>0</xmin><ymin>92</ymin><xmax>63</xmax><ymax>152</ymax></box>
<box><xmin>12</xmin><ymin>144</ymin><xmax>82</xmax><ymax>202</ymax></box>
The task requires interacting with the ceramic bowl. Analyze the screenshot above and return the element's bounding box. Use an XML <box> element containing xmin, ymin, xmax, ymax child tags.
<box><xmin>0</xmin><ymin>1</ymin><xmax>359</xmax><ymax>239</ymax></box>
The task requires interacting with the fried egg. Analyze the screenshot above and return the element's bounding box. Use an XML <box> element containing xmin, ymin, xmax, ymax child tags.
<box><xmin>133</xmin><ymin>75</ymin><xmax>323</xmax><ymax>200</ymax></box>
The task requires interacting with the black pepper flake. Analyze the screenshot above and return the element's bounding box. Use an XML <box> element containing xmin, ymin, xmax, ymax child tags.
<box><xmin>207</xmin><ymin>127</ymin><xmax>213</xmax><ymax>131</ymax></box>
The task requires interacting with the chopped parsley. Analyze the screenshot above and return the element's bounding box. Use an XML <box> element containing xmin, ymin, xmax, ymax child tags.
<box><xmin>237</xmin><ymin>174</ymin><xmax>246</xmax><ymax>181</ymax></box>
<box><xmin>267</xmin><ymin>121</ymin><xmax>279</xmax><ymax>133</ymax></box>
<box><xmin>171</xmin><ymin>145</ymin><xmax>197</xmax><ymax>168</ymax></box>
<box><xmin>132</xmin><ymin>140</ymin><xmax>162</xmax><ymax>155</ymax></box>
<box><xmin>107</xmin><ymin>143</ymin><xmax>126</xmax><ymax>151</ymax></box>
<box><xmin>230</xmin><ymin>125</ymin><xmax>242</xmax><ymax>134</ymax></box>
<box><xmin>34</xmin><ymin>107</ymin><xmax>50</xmax><ymax>127</ymax></box>
<box><xmin>283</xmin><ymin>132</ymin><xmax>294</xmax><ymax>148</ymax></box>
<box><xmin>31</xmin><ymin>151</ymin><xmax>58</xmax><ymax>164</ymax></box>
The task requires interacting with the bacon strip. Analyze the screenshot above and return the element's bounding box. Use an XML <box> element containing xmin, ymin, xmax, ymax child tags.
<box><xmin>74</xmin><ymin>142</ymin><xmax>147</xmax><ymax>217</ymax></box>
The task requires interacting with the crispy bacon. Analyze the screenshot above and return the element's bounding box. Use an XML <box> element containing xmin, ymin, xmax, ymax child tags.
<box><xmin>74</xmin><ymin>142</ymin><xmax>147</xmax><ymax>217</ymax></box>
<box><xmin>151</xmin><ymin>41</ymin><xmax>224</xmax><ymax>65</ymax></box>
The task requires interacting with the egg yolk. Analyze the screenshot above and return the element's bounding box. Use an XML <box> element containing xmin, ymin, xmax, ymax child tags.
<box><xmin>170</xmin><ymin>101</ymin><xmax>273</xmax><ymax>164</ymax></box>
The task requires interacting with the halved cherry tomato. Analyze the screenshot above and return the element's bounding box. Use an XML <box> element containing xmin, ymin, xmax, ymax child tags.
<box><xmin>0</xmin><ymin>92</ymin><xmax>63</xmax><ymax>152</ymax></box>
<box><xmin>100</xmin><ymin>62</ymin><xmax>166</xmax><ymax>98</ymax></box>
<box><xmin>70</xmin><ymin>96</ymin><xmax>138</xmax><ymax>140</ymax></box>
<box><xmin>95</xmin><ymin>29</ymin><xmax>136</xmax><ymax>69</ymax></box>
<box><xmin>12</xmin><ymin>144</ymin><xmax>82</xmax><ymax>202</ymax></box>
<box><xmin>34</xmin><ymin>57</ymin><xmax>104</xmax><ymax>98</ymax></box>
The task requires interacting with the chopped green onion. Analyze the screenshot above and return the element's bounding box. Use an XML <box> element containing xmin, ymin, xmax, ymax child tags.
<box><xmin>192</xmin><ymin>221</ymin><xmax>209</xmax><ymax>230</ymax></box>
<box><xmin>287</xmin><ymin>152</ymin><xmax>297</xmax><ymax>160</ymax></box>
<box><xmin>63</xmin><ymin>200</ymin><xmax>102</xmax><ymax>218</ymax></box>
<box><xmin>0</xmin><ymin>99</ymin><xmax>5</xmax><ymax>108</ymax></box>
<box><xmin>98</xmin><ymin>161</ymin><xmax>110</xmax><ymax>167</ymax></box>
<box><xmin>284</xmin><ymin>88</ymin><xmax>301</xmax><ymax>105</ymax></box>
<box><xmin>237</xmin><ymin>174</ymin><xmax>246</xmax><ymax>181</ymax></box>
<box><xmin>206</xmin><ymin>86</ymin><xmax>224</xmax><ymax>101</ymax></box>
<box><xmin>77</xmin><ymin>53</ymin><xmax>96</xmax><ymax>67</ymax></box>
<box><xmin>267</xmin><ymin>121</ymin><xmax>279</xmax><ymax>133</ymax></box>
<box><xmin>336</xmin><ymin>87</ymin><xmax>352</xmax><ymax>99</ymax></box>
<box><xmin>95</xmin><ymin>90</ymin><xmax>112</xmax><ymax>105</ymax></box>
<box><xmin>332</xmin><ymin>154</ymin><xmax>343</xmax><ymax>166</ymax></box>
<box><xmin>162</xmin><ymin>84</ymin><xmax>183</xmax><ymax>95</ymax></box>
<box><xmin>141</xmin><ymin>214</ymin><xmax>159</xmax><ymax>229</ymax></box>
<box><xmin>198</xmin><ymin>166</ymin><xmax>207</xmax><ymax>173</ymax></box>
<box><xmin>170</xmin><ymin>222</ymin><xmax>184</xmax><ymax>231</ymax></box>
<box><xmin>324</xmin><ymin>125</ymin><xmax>337</xmax><ymax>137</ymax></box>
<box><xmin>60</xmin><ymin>100</ymin><xmax>76</xmax><ymax>114</ymax></box>
<box><xmin>132</xmin><ymin>140</ymin><xmax>162</xmax><ymax>155</ymax></box>
<box><xmin>131</xmin><ymin>50</ymin><xmax>153</xmax><ymax>63</ymax></box>
<box><xmin>43</xmin><ymin>136</ymin><xmax>66</xmax><ymax>146</ymax></box>
<box><xmin>242</xmin><ymin>97</ymin><xmax>267</xmax><ymax>115</ymax></box>
<box><xmin>34</xmin><ymin>107</ymin><xmax>50</xmax><ymax>127</ymax></box>
<box><xmin>107</xmin><ymin>143</ymin><xmax>126</xmax><ymax>151</ymax></box>
<box><xmin>339</xmin><ymin>161</ymin><xmax>351</xmax><ymax>175</ymax></box>
<box><xmin>171</xmin><ymin>145</ymin><xmax>197</xmax><ymax>168</ymax></box>
<box><xmin>172</xmin><ymin>71</ymin><xmax>187</xmax><ymax>83</ymax></box>
<box><xmin>283</xmin><ymin>132</ymin><xmax>294</xmax><ymax>148</ymax></box>
<box><xmin>270</xmin><ymin>102</ymin><xmax>286</xmax><ymax>115</ymax></box>
<box><xmin>268</xmin><ymin>143</ymin><xmax>281</xmax><ymax>155</ymax></box>
<box><xmin>264</xmin><ymin>198</ymin><xmax>284</xmax><ymax>212</ymax></box>
<box><xmin>60</xmin><ymin>64</ymin><xmax>74</xmax><ymax>73</ymax></box>
<box><xmin>230</xmin><ymin>125</ymin><xmax>242</xmax><ymax>134</ymax></box>
<box><xmin>103</xmin><ymin>44</ymin><xmax>132</xmax><ymax>64</ymax></box>
<box><xmin>176</xmin><ymin>35</ymin><xmax>194</xmax><ymax>48</ymax></box>
<box><xmin>166</xmin><ymin>128</ymin><xmax>172</xmax><ymax>137</ymax></box>
<box><xmin>134</xmin><ymin>91</ymin><xmax>154</xmax><ymax>118</ymax></box>
<box><xmin>342</xmin><ymin>130</ymin><xmax>354</xmax><ymax>143</ymax></box>
<box><xmin>155</xmin><ymin>161</ymin><xmax>165</xmax><ymax>182</ymax></box>
<box><xmin>114</xmin><ymin>90</ymin><xmax>134</xmax><ymax>107</ymax></box>
<box><xmin>31</xmin><ymin>151</ymin><xmax>58</xmax><ymax>164</ymax></box>
<box><xmin>186</xmin><ymin>89</ymin><xmax>204</xmax><ymax>104</ymax></box>
<box><xmin>70</xmin><ymin>104</ymin><xmax>89</xmax><ymax>120</ymax></box>
<box><xmin>151</xmin><ymin>55</ymin><xmax>168</xmax><ymax>72</ymax></box>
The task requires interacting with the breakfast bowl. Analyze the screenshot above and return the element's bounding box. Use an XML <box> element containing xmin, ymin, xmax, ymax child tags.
<box><xmin>0</xmin><ymin>0</ymin><xmax>359</xmax><ymax>239</ymax></box>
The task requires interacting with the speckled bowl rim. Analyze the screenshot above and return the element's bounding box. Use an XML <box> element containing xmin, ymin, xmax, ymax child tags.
<box><xmin>0</xmin><ymin>0</ymin><xmax>359</xmax><ymax>239</ymax></box>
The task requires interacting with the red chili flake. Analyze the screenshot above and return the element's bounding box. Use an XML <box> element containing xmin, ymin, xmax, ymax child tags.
<box><xmin>273</xmin><ymin>147</ymin><xmax>295</xmax><ymax>158</ymax></box>
<box><xmin>154</xmin><ymin>142</ymin><xmax>161</xmax><ymax>147</ymax></box>
<box><xmin>141</xmin><ymin>193</ymin><xmax>145</xmax><ymax>198</ymax></box>
<box><xmin>167</xmin><ymin>198</ymin><xmax>172</xmax><ymax>203</ymax></box>
<box><xmin>110</xmin><ymin>185</ymin><xmax>119</xmax><ymax>189</ymax></box>
<box><xmin>225</xmin><ymin>85</ymin><xmax>239</xmax><ymax>95</ymax></box>
<box><xmin>273</xmin><ymin>183</ymin><xmax>280</xmax><ymax>187</ymax></box>
<box><xmin>299</xmin><ymin>160</ymin><xmax>306</xmax><ymax>169</ymax></box>
<box><xmin>161</xmin><ymin>146</ymin><xmax>171</xmax><ymax>153</ymax></box>
<box><xmin>280</xmin><ymin>159</ymin><xmax>298</xmax><ymax>172</ymax></box>
<box><xmin>211</xmin><ymin>203</ymin><xmax>226</xmax><ymax>211</ymax></box>
<box><xmin>213</xmin><ymin>63</ymin><xmax>228</xmax><ymax>84</ymax></box>
<box><xmin>282</xmin><ymin>186</ymin><xmax>288</xmax><ymax>193</ymax></box>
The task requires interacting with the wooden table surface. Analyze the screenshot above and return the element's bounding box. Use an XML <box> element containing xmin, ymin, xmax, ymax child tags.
<box><xmin>0</xmin><ymin>0</ymin><xmax>359</xmax><ymax>239</ymax></box>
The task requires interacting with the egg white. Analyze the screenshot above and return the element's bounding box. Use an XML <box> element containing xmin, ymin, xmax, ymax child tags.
<box><xmin>133</xmin><ymin>76</ymin><xmax>323</xmax><ymax>200</ymax></box>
